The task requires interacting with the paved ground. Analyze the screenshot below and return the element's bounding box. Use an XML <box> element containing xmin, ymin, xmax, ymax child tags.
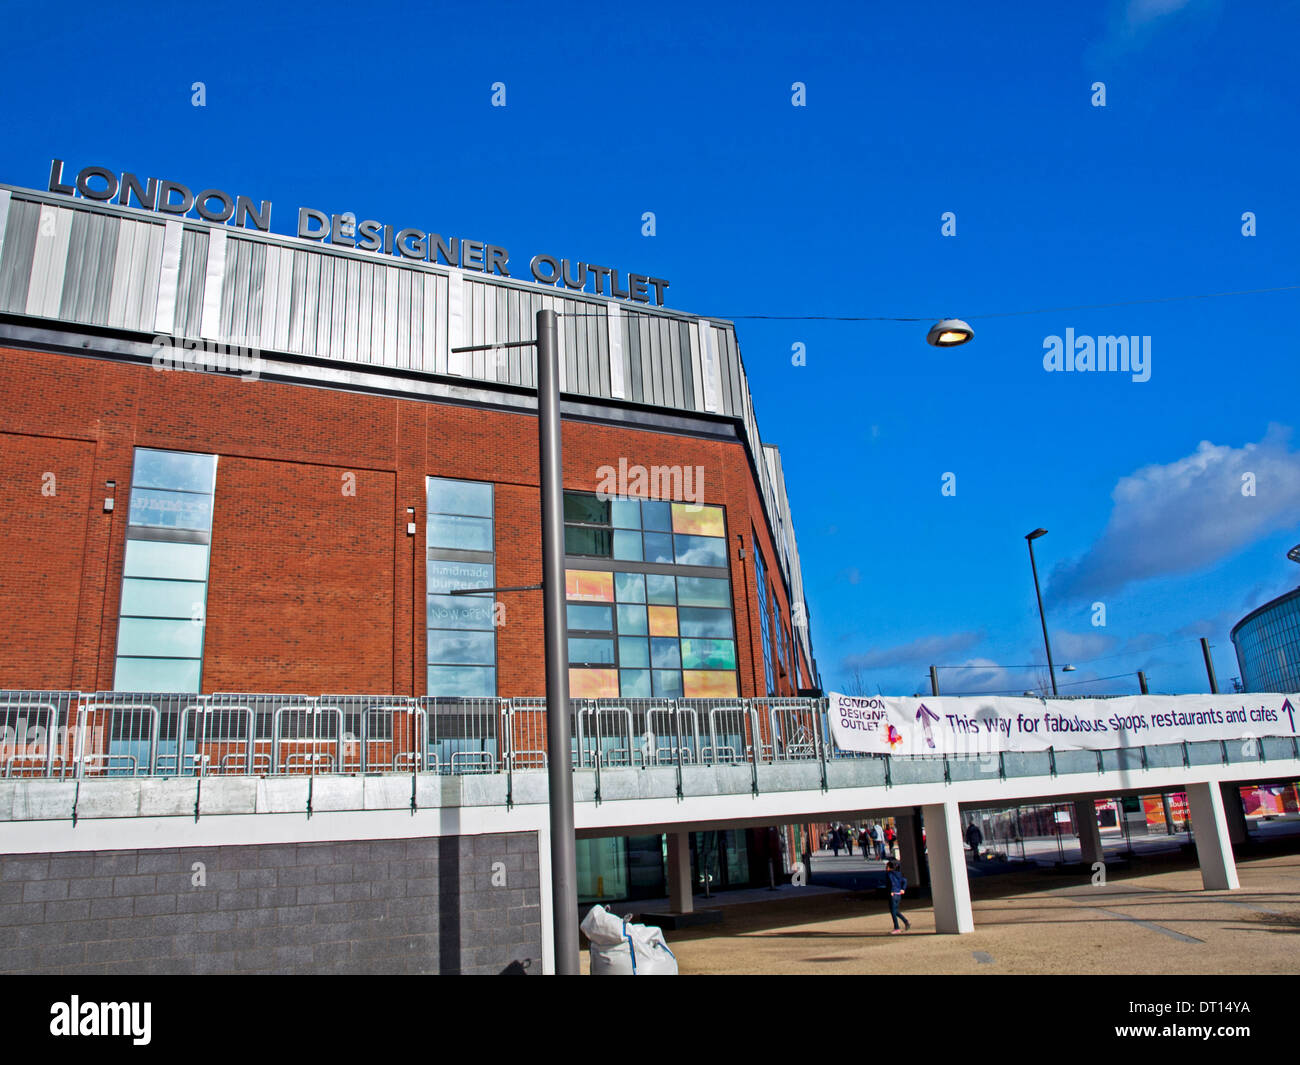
<box><xmin>583</xmin><ymin>839</ymin><xmax>1300</xmax><ymax>974</ymax></box>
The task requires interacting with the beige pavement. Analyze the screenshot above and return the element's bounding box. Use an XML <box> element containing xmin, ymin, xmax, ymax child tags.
<box><xmin>580</xmin><ymin>848</ymin><xmax>1300</xmax><ymax>974</ymax></box>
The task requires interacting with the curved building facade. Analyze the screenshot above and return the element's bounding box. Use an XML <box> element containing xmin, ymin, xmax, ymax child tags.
<box><xmin>1231</xmin><ymin>586</ymin><xmax>1300</xmax><ymax>693</ymax></box>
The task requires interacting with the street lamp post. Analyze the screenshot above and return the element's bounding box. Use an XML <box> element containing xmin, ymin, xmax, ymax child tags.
<box><xmin>1024</xmin><ymin>529</ymin><xmax>1058</xmax><ymax>697</ymax></box>
<box><xmin>450</xmin><ymin>309</ymin><xmax>578</xmax><ymax>975</ymax></box>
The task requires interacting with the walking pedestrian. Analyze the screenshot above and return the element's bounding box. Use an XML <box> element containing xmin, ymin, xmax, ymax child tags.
<box><xmin>886</xmin><ymin>860</ymin><xmax>911</xmax><ymax>934</ymax></box>
<box><xmin>884</xmin><ymin>822</ymin><xmax>897</xmax><ymax>860</ymax></box>
<box><xmin>831</xmin><ymin>827</ymin><xmax>841</xmax><ymax>857</ymax></box>
<box><xmin>872</xmin><ymin>822</ymin><xmax>885</xmax><ymax>860</ymax></box>
<box><xmin>859</xmin><ymin>826</ymin><xmax>871</xmax><ymax>859</ymax></box>
<box><xmin>966</xmin><ymin>821</ymin><xmax>983</xmax><ymax>863</ymax></box>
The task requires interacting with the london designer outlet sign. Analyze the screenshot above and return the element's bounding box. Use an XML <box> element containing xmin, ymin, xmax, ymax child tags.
<box><xmin>44</xmin><ymin>159</ymin><xmax>672</xmax><ymax>306</ymax></box>
<box><xmin>828</xmin><ymin>692</ymin><xmax>1300</xmax><ymax>757</ymax></box>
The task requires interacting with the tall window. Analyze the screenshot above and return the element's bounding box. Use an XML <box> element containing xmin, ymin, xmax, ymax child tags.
<box><xmin>113</xmin><ymin>449</ymin><xmax>218</xmax><ymax>692</ymax></box>
<box><xmin>426</xmin><ymin>477</ymin><xmax>496</xmax><ymax>697</ymax></box>
<box><xmin>564</xmin><ymin>494</ymin><xmax>738</xmax><ymax>699</ymax></box>
<box><xmin>753</xmin><ymin>536</ymin><xmax>775</xmax><ymax>697</ymax></box>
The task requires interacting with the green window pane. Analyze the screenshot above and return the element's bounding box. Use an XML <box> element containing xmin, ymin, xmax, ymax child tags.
<box><xmin>565</xmin><ymin>527</ymin><xmax>612</xmax><ymax>557</ymax></box>
<box><xmin>132</xmin><ymin>449</ymin><xmax>216</xmax><ymax>493</ymax></box>
<box><xmin>650</xmin><ymin>638</ymin><xmax>681</xmax><ymax>669</ymax></box>
<box><xmin>681</xmin><ymin>638</ymin><xmax>737</xmax><ymax>670</ymax></box>
<box><xmin>614</xmin><ymin>572</ymin><xmax>645</xmax><ymax>603</ymax></box>
<box><xmin>428</xmin><ymin>478</ymin><xmax>493</xmax><ymax>517</ymax></box>
<box><xmin>569</xmin><ymin>637</ymin><xmax>615</xmax><ymax>665</ymax></box>
<box><xmin>674</xmin><ymin>534</ymin><xmax>726</xmax><ymax>568</ymax></box>
<box><xmin>119</xmin><ymin>578</ymin><xmax>207</xmax><ymax>619</ymax></box>
<box><xmin>678</xmin><ymin>607</ymin><xmax>734</xmax><ymax>639</ymax></box>
<box><xmin>427</xmin><ymin>594</ymin><xmax>496</xmax><ymax>630</ymax></box>
<box><xmin>122</xmin><ymin>539</ymin><xmax>210</xmax><ymax>581</ymax></box>
<box><xmin>610</xmin><ymin>500</ymin><xmax>641</xmax><ymax>529</ymax></box>
<box><xmin>427</xmin><ymin>514</ymin><xmax>493</xmax><ymax>551</ymax></box>
<box><xmin>427</xmin><ymin>665</ymin><xmax>496</xmax><ymax>697</ymax></box>
<box><xmin>615</xmin><ymin>604</ymin><xmax>648</xmax><ymax>635</ymax></box>
<box><xmin>646</xmin><ymin>574</ymin><xmax>676</xmax><ymax>605</ymax></box>
<box><xmin>619</xmin><ymin>670</ymin><xmax>652</xmax><ymax>698</ymax></box>
<box><xmin>643</xmin><ymin>532</ymin><xmax>674</xmax><ymax>564</ymax></box>
<box><xmin>618</xmin><ymin>637</ymin><xmax>649</xmax><ymax>668</ymax></box>
<box><xmin>129</xmin><ymin>488</ymin><xmax>214</xmax><ymax>532</ymax></box>
<box><xmin>677</xmin><ymin>576</ymin><xmax>730</xmax><ymax>608</ymax></box>
<box><xmin>564</xmin><ymin>493</ymin><xmax>609</xmax><ymax>524</ymax></box>
<box><xmin>567</xmin><ymin>604</ymin><xmax>613</xmax><ymax>631</ymax></box>
<box><xmin>428</xmin><ymin>630</ymin><xmax>495</xmax><ymax>665</ymax></box>
<box><xmin>642</xmin><ymin>500</ymin><xmax>671</xmax><ymax>531</ymax></box>
<box><xmin>114</xmin><ymin>657</ymin><xmax>201</xmax><ymax>693</ymax></box>
<box><xmin>117</xmin><ymin>617</ymin><xmax>205</xmax><ymax>658</ymax></box>
<box><xmin>613</xmin><ymin>530</ymin><xmax>643</xmax><ymax>561</ymax></box>
<box><xmin>427</xmin><ymin>560</ymin><xmax>493</xmax><ymax>595</ymax></box>
<box><xmin>651</xmin><ymin>670</ymin><xmax>683</xmax><ymax>698</ymax></box>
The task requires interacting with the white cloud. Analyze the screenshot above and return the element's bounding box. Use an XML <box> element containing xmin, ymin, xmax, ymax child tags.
<box><xmin>1050</xmin><ymin>425</ymin><xmax>1300</xmax><ymax>602</ymax></box>
<box><xmin>842</xmin><ymin>631</ymin><xmax>983</xmax><ymax>672</ymax></box>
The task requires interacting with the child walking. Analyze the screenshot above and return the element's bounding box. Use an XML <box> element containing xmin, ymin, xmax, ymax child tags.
<box><xmin>886</xmin><ymin>860</ymin><xmax>911</xmax><ymax>934</ymax></box>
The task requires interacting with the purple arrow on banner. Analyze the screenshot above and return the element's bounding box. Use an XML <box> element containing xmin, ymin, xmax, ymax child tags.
<box><xmin>1283</xmin><ymin>698</ymin><xmax>1296</xmax><ymax>735</ymax></box>
<box><xmin>916</xmin><ymin>703</ymin><xmax>940</xmax><ymax>749</ymax></box>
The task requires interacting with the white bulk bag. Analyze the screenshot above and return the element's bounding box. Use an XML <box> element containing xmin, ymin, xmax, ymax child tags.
<box><xmin>580</xmin><ymin>905</ymin><xmax>679</xmax><ymax>975</ymax></box>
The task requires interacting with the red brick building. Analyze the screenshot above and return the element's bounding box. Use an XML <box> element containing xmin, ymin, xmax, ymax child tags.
<box><xmin>0</xmin><ymin>174</ymin><xmax>821</xmax><ymax>898</ymax></box>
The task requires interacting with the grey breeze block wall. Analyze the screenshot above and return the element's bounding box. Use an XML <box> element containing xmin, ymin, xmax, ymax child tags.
<box><xmin>0</xmin><ymin>831</ymin><xmax>541</xmax><ymax>975</ymax></box>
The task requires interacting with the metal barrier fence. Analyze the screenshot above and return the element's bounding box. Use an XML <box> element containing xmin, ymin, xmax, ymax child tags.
<box><xmin>2</xmin><ymin>691</ymin><xmax>1298</xmax><ymax>784</ymax></box>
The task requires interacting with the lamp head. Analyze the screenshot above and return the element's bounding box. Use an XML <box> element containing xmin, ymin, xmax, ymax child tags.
<box><xmin>926</xmin><ymin>319</ymin><xmax>974</xmax><ymax>347</ymax></box>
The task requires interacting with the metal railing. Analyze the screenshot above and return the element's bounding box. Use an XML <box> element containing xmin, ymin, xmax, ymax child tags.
<box><xmin>2</xmin><ymin>691</ymin><xmax>1297</xmax><ymax>787</ymax></box>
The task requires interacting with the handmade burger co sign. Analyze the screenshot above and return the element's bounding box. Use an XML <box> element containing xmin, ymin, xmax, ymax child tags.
<box><xmin>45</xmin><ymin>159</ymin><xmax>671</xmax><ymax>306</ymax></box>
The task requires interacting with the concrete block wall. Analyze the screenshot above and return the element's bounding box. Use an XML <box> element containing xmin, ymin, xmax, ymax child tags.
<box><xmin>0</xmin><ymin>831</ymin><xmax>540</xmax><ymax>975</ymax></box>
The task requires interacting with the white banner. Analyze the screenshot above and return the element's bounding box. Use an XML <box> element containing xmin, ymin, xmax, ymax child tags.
<box><xmin>828</xmin><ymin>692</ymin><xmax>1300</xmax><ymax>757</ymax></box>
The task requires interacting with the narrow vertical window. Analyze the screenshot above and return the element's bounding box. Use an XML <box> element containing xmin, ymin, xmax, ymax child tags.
<box><xmin>113</xmin><ymin>449</ymin><xmax>218</xmax><ymax>692</ymax></box>
<box><xmin>752</xmin><ymin>533</ymin><xmax>775</xmax><ymax>697</ymax></box>
<box><xmin>426</xmin><ymin>477</ymin><xmax>496</xmax><ymax>697</ymax></box>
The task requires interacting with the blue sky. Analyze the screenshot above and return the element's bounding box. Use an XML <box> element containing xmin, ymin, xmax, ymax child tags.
<box><xmin>3</xmin><ymin>0</ymin><xmax>1298</xmax><ymax>697</ymax></box>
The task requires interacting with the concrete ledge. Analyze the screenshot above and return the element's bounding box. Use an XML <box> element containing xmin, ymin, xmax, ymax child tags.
<box><xmin>198</xmin><ymin>777</ymin><xmax>258</xmax><ymax>815</ymax></box>
<box><xmin>7</xmin><ymin>780</ymin><xmax>76</xmax><ymax>821</ymax></box>
<box><xmin>363</xmin><ymin>775</ymin><xmax>414</xmax><ymax>811</ymax></box>
<box><xmin>308</xmin><ymin>776</ymin><xmax>365</xmax><ymax>813</ymax></box>
<box><xmin>257</xmin><ymin>777</ymin><xmax>311</xmax><ymax>814</ymax></box>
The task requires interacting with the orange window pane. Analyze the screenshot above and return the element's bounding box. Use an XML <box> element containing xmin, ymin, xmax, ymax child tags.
<box><xmin>672</xmin><ymin>503</ymin><xmax>725</xmax><ymax>537</ymax></box>
<box><xmin>566</xmin><ymin>569</ymin><xmax>614</xmax><ymax>602</ymax></box>
<box><xmin>682</xmin><ymin>670</ymin><xmax>738</xmax><ymax>698</ymax></box>
<box><xmin>569</xmin><ymin>668</ymin><xmax>619</xmax><ymax>698</ymax></box>
<box><xmin>647</xmin><ymin>606</ymin><xmax>679</xmax><ymax>637</ymax></box>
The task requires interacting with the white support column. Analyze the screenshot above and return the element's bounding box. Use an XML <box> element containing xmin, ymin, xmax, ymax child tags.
<box><xmin>537</xmin><ymin>821</ymin><xmax>555</xmax><ymax>974</ymax></box>
<box><xmin>666</xmin><ymin>832</ymin><xmax>693</xmax><ymax>914</ymax></box>
<box><xmin>922</xmin><ymin>800</ymin><xmax>974</xmax><ymax>934</ymax></box>
<box><xmin>1075</xmin><ymin>798</ymin><xmax>1104</xmax><ymax>866</ymax></box>
<box><xmin>1186</xmin><ymin>781</ymin><xmax>1240</xmax><ymax>891</ymax></box>
<box><xmin>1219</xmin><ymin>782</ymin><xmax>1250</xmax><ymax>846</ymax></box>
<box><xmin>895</xmin><ymin>810</ymin><xmax>923</xmax><ymax>889</ymax></box>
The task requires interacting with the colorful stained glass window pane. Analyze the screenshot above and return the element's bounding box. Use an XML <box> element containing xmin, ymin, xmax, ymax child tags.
<box><xmin>642</xmin><ymin>500</ymin><xmax>672</xmax><ymax>531</ymax></box>
<box><xmin>568</xmin><ymin>637</ymin><xmax>615</xmax><ymax>665</ymax></box>
<box><xmin>611</xmin><ymin>500</ymin><xmax>641</xmax><ymax>529</ymax></box>
<box><xmin>682</xmin><ymin>670</ymin><xmax>739</xmax><ymax>698</ymax></box>
<box><xmin>618</xmin><ymin>637</ymin><xmax>649</xmax><ymax>668</ymax></box>
<box><xmin>566</xmin><ymin>569</ymin><xmax>614</xmax><ymax>602</ymax></box>
<box><xmin>681</xmin><ymin>638</ymin><xmax>736</xmax><ymax>670</ymax></box>
<box><xmin>569</xmin><ymin>668</ymin><xmax>618</xmax><ymax>698</ymax></box>
<box><xmin>671</xmin><ymin>503</ymin><xmax>725</xmax><ymax>537</ymax></box>
<box><xmin>647</xmin><ymin>606</ymin><xmax>679</xmax><ymax>637</ymax></box>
